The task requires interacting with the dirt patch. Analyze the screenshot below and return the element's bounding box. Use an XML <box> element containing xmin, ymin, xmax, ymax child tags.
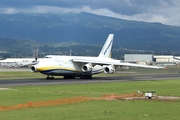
<box><xmin>101</xmin><ymin>93</ymin><xmax>180</xmax><ymax>102</ymax></box>
<box><xmin>0</xmin><ymin>97</ymin><xmax>92</xmax><ymax>111</ymax></box>
<box><xmin>101</xmin><ymin>93</ymin><xmax>144</xmax><ymax>100</ymax></box>
<box><xmin>0</xmin><ymin>93</ymin><xmax>179</xmax><ymax>112</ymax></box>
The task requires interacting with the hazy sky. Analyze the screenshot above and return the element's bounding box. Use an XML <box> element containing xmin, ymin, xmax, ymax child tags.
<box><xmin>0</xmin><ymin>0</ymin><xmax>180</xmax><ymax>26</ymax></box>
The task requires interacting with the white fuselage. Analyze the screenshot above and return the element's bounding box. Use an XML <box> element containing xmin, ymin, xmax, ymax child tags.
<box><xmin>32</xmin><ymin>55</ymin><xmax>106</xmax><ymax>77</ymax></box>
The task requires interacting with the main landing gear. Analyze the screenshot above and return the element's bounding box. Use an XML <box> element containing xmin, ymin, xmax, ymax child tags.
<box><xmin>80</xmin><ymin>74</ymin><xmax>92</xmax><ymax>79</ymax></box>
<box><xmin>46</xmin><ymin>75</ymin><xmax>54</xmax><ymax>79</ymax></box>
<box><xmin>45</xmin><ymin>74</ymin><xmax>92</xmax><ymax>79</ymax></box>
<box><xmin>63</xmin><ymin>76</ymin><xmax>75</xmax><ymax>79</ymax></box>
<box><xmin>63</xmin><ymin>75</ymin><xmax>92</xmax><ymax>79</ymax></box>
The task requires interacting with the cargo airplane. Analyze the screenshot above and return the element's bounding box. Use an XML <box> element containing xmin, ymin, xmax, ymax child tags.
<box><xmin>31</xmin><ymin>34</ymin><xmax>164</xmax><ymax>79</ymax></box>
<box><xmin>173</xmin><ymin>56</ymin><xmax>180</xmax><ymax>65</ymax></box>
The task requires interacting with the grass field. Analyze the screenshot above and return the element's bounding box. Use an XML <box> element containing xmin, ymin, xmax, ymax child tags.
<box><xmin>0</xmin><ymin>66</ymin><xmax>180</xmax><ymax>119</ymax></box>
<box><xmin>1</xmin><ymin>78</ymin><xmax>180</xmax><ymax>120</ymax></box>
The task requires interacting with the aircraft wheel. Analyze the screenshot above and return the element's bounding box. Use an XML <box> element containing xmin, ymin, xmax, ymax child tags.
<box><xmin>80</xmin><ymin>75</ymin><xmax>92</xmax><ymax>79</ymax></box>
<box><xmin>64</xmin><ymin>76</ymin><xmax>75</xmax><ymax>79</ymax></box>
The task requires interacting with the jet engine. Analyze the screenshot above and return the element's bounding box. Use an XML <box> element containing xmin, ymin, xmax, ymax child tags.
<box><xmin>82</xmin><ymin>64</ymin><xmax>92</xmax><ymax>72</ymax></box>
<box><xmin>104</xmin><ymin>65</ymin><xmax>115</xmax><ymax>74</ymax></box>
<box><xmin>31</xmin><ymin>65</ymin><xmax>38</xmax><ymax>72</ymax></box>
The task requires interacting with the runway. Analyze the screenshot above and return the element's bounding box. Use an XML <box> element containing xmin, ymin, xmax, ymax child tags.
<box><xmin>1</xmin><ymin>73</ymin><xmax>180</xmax><ymax>87</ymax></box>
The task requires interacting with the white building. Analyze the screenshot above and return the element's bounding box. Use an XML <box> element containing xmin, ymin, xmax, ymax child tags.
<box><xmin>153</xmin><ymin>55</ymin><xmax>174</xmax><ymax>63</ymax></box>
<box><xmin>124</xmin><ymin>54</ymin><xmax>180</xmax><ymax>65</ymax></box>
<box><xmin>0</xmin><ymin>58</ymin><xmax>43</xmax><ymax>67</ymax></box>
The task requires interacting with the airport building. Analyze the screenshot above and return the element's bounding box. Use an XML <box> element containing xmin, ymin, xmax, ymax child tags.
<box><xmin>124</xmin><ymin>54</ymin><xmax>180</xmax><ymax>65</ymax></box>
<box><xmin>124</xmin><ymin>54</ymin><xmax>155</xmax><ymax>65</ymax></box>
<box><xmin>0</xmin><ymin>58</ymin><xmax>35</xmax><ymax>63</ymax></box>
<box><xmin>124</xmin><ymin>54</ymin><xmax>154</xmax><ymax>63</ymax></box>
<box><xmin>153</xmin><ymin>55</ymin><xmax>174</xmax><ymax>63</ymax></box>
<box><xmin>0</xmin><ymin>58</ymin><xmax>43</xmax><ymax>67</ymax></box>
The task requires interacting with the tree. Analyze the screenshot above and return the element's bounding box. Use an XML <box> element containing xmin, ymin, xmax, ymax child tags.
<box><xmin>2</xmin><ymin>53</ymin><xmax>11</xmax><ymax>59</ymax></box>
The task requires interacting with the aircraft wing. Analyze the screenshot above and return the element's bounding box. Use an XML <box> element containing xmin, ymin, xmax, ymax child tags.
<box><xmin>72</xmin><ymin>58</ymin><xmax>165</xmax><ymax>69</ymax></box>
<box><xmin>173</xmin><ymin>57</ymin><xmax>180</xmax><ymax>61</ymax></box>
<box><xmin>17</xmin><ymin>61</ymin><xmax>39</xmax><ymax>67</ymax></box>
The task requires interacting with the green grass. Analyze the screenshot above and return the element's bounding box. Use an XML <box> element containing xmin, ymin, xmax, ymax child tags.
<box><xmin>0</xmin><ymin>71</ymin><xmax>42</xmax><ymax>79</ymax></box>
<box><xmin>0</xmin><ymin>71</ymin><xmax>63</xmax><ymax>80</ymax></box>
<box><xmin>116</xmin><ymin>65</ymin><xmax>180</xmax><ymax>75</ymax></box>
<box><xmin>1</xmin><ymin>79</ymin><xmax>180</xmax><ymax>120</ymax></box>
<box><xmin>1</xmin><ymin>100</ymin><xmax>180</xmax><ymax>120</ymax></box>
<box><xmin>0</xmin><ymin>67</ymin><xmax>180</xmax><ymax>119</ymax></box>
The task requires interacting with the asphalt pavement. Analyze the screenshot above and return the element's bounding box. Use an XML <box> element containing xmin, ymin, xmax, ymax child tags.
<box><xmin>1</xmin><ymin>73</ymin><xmax>180</xmax><ymax>87</ymax></box>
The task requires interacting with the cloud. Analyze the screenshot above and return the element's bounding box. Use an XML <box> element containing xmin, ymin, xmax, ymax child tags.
<box><xmin>0</xmin><ymin>8</ymin><xmax>18</xmax><ymax>14</ymax></box>
<box><xmin>0</xmin><ymin>0</ymin><xmax>180</xmax><ymax>26</ymax></box>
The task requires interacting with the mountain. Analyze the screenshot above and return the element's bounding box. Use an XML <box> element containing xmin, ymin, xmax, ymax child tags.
<box><xmin>0</xmin><ymin>38</ymin><xmax>104</xmax><ymax>59</ymax></box>
<box><xmin>0</xmin><ymin>12</ymin><xmax>180</xmax><ymax>56</ymax></box>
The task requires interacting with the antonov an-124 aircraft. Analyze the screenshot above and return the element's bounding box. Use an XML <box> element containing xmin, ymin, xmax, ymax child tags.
<box><xmin>31</xmin><ymin>34</ymin><xmax>164</xmax><ymax>79</ymax></box>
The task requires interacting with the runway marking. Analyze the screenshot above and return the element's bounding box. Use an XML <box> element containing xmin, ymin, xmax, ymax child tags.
<box><xmin>134</xmin><ymin>76</ymin><xmax>153</xmax><ymax>79</ymax></box>
<box><xmin>0</xmin><ymin>88</ymin><xmax>11</xmax><ymax>90</ymax></box>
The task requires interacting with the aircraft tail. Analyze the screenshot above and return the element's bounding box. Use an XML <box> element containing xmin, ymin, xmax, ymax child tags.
<box><xmin>98</xmin><ymin>34</ymin><xmax>114</xmax><ymax>58</ymax></box>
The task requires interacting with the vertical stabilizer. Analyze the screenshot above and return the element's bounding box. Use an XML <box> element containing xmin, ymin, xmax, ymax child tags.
<box><xmin>98</xmin><ymin>34</ymin><xmax>114</xmax><ymax>58</ymax></box>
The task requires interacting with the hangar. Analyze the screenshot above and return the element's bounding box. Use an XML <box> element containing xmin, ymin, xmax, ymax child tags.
<box><xmin>124</xmin><ymin>54</ymin><xmax>154</xmax><ymax>64</ymax></box>
<box><xmin>124</xmin><ymin>54</ymin><xmax>180</xmax><ymax>65</ymax></box>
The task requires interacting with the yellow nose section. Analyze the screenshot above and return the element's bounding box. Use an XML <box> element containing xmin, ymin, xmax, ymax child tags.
<box><xmin>37</xmin><ymin>66</ymin><xmax>62</xmax><ymax>71</ymax></box>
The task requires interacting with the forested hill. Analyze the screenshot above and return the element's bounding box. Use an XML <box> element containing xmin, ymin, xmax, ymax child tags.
<box><xmin>0</xmin><ymin>12</ymin><xmax>180</xmax><ymax>57</ymax></box>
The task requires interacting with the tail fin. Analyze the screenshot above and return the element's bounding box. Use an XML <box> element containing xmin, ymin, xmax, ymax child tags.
<box><xmin>98</xmin><ymin>34</ymin><xmax>114</xmax><ymax>58</ymax></box>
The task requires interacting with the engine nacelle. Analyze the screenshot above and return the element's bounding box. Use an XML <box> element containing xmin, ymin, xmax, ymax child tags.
<box><xmin>104</xmin><ymin>65</ymin><xmax>115</xmax><ymax>74</ymax></box>
<box><xmin>175</xmin><ymin>61</ymin><xmax>180</xmax><ymax>65</ymax></box>
<box><xmin>31</xmin><ymin>65</ymin><xmax>38</xmax><ymax>72</ymax></box>
<box><xmin>82</xmin><ymin>64</ymin><xmax>92</xmax><ymax>72</ymax></box>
